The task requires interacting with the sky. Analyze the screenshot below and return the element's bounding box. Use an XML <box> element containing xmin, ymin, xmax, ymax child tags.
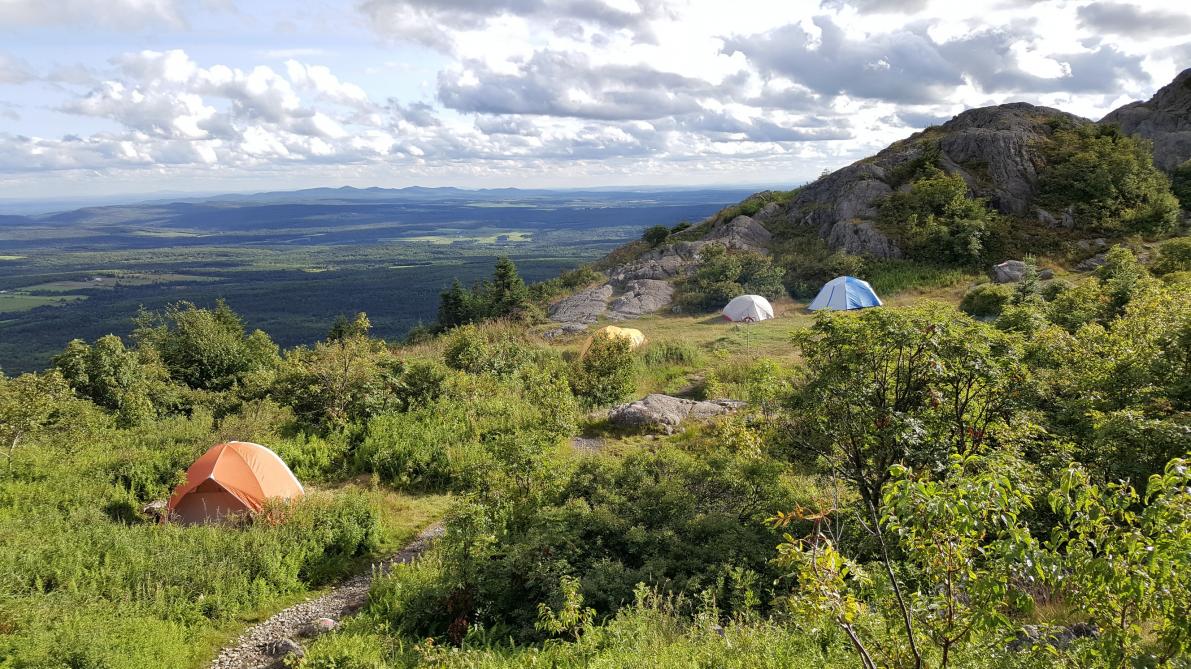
<box><xmin>0</xmin><ymin>0</ymin><xmax>1188</xmax><ymax>199</ymax></box>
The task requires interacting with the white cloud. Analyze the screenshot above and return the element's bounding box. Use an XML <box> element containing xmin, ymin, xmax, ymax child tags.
<box><xmin>0</xmin><ymin>0</ymin><xmax>186</xmax><ymax>30</ymax></box>
<box><xmin>1</xmin><ymin>0</ymin><xmax>1188</xmax><ymax>194</ymax></box>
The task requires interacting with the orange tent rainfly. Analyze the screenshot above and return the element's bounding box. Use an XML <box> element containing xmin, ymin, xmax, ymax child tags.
<box><xmin>167</xmin><ymin>441</ymin><xmax>304</xmax><ymax>524</ymax></box>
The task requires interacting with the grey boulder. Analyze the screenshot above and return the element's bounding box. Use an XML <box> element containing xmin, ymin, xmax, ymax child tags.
<box><xmin>992</xmin><ymin>260</ymin><xmax>1027</xmax><ymax>283</ymax></box>
<box><xmin>608</xmin><ymin>394</ymin><xmax>746</xmax><ymax>434</ymax></box>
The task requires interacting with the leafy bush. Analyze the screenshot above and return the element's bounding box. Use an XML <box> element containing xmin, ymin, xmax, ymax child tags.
<box><xmin>443</xmin><ymin>325</ymin><xmax>546</xmax><ymax>377</ymax></box>
<box><xmin>1036</xmin><ymin>124</ymin><xmax>1180</xmax><ymax>235</ymax></box>
<box><xmin>569</xmin><ymin>333</ymin><xmax>636</xmax><ymax>407</ymax></box>
<box><xmin>1152</xmin><ymin>237</ymin><xmax>1191</xmax><ymax>275</ymax></box>
<box><xmin>132</xmin><ymin>299</ymin><xmax>279</xmax><ymax>392</ymax></box>
<box><xmin>642</xmin><ymin>225</ymin><xmax>671</xmax><ymax>246</ymax></box>
<box><xmin>677</xmin><ymin>243</ymin><xmax>785</xmax><ymax>311</ymax></box>
<box><xmin>958</xmin><ymin>282</ymin><xmax>1013</xmax><ymax>318</ymax></box>
<box><xmin>272</xmin><ymin>333</ymin><xmax>403</xmax><ymax>428</ymax></box>
<box><xmin>380</xmin><ymin>446</ymin><xmax>792</xmax><ymax>641</ymax></box>
<box><xmin>779</xmin><ymin>244</ymin><xmax>864</xmax><ymax>299</ymax></box>
<box><xmin>878</xmin><ymin>167</ymin><xmax>1006</xmax><ymax>264</ymax></box>
<box><xmin>1172</xmin><ymin>159</ymin><xmax>1191</xmax><ymax>210</ymax></box>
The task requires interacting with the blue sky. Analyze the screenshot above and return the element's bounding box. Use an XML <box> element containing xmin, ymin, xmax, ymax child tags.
<box><xmin>0</xmin><ymin>0</ymin><xmax>1188</xmax><ymax>199</ymax></box>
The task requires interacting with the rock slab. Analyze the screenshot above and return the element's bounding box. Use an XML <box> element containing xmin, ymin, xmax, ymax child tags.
<box><xmin>608</xmin><ymin>394</ymin><xmax>746</xmax><ymax>434</ymax></box>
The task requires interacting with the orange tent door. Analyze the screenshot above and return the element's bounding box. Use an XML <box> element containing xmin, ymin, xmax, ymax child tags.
<box><xmin>172</xmin><ymin>478</ymin><xmax>251</xmax><ymax>525</ymax></box>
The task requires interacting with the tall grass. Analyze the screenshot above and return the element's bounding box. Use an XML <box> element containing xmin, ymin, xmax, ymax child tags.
<box><xmin>862</xmin><ymin>259</ymin><xmax>979</xmax><ymax>295</ymax></box>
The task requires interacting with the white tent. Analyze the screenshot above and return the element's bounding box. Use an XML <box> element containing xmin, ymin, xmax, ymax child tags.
<box><xmin>722</xmin><ymin>294</ymin><xmax>775</xmax><ymax>322</ymax></box>
<box><xmin>807</xmin><ymin>276</ymin><xmax>883</xmax><ymax>311</ymax></box>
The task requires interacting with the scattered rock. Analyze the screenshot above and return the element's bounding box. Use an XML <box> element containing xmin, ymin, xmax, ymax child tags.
<box><xmin>608</xmin><ymin>394</ymin><xmax>746</xmax><ymax>434</ymax></box>
<box><xmin>543</xmin><ymin>323</ymin><xmax>589</xmax><ymax>340</ymax></box>
<box><xmin>1074</xmin><ymin>238</ymin><xmax>1108</xmax><ymax>252</ymax></box>
<box><xmin>992</xmin><ymin>260</ymin><xmax>1027</xmax><ymax>283</ymax></box>
<box><xmin>263</xmin><ymin>638</ymin><xmax>303</xmax><ymax>659</ymax></box>
<box><xmin>1008</xmin><ymin>623</ymin><xmax>1099</xmax><ymax>652</ymax></box>
<box><xmin>1076</xmin><ymin>253</ymin><xmax>1108</xmax><ymax>272</ymax></box>
<box><xmin>570</xmin><ymin>437</ymin><xmax>605</xmax><ymax>454</ymax></box>
<box><xmin>751</xmin><ymin>201</ymin><xmax>783</xmax><ymax>223</ymax></box>
<box><xmin>1039</xmin><ymin>268</ymin><xmax>1054</xmax><ymax>280</ymax></box>
<box><xmin>548</xmin><ymin>284</ymin><xmax>613</xmax><ymax>325</ymax></box>
<box><xmin>141</xmin><ymin>499</ymin><xmax>168</xmax><ymax>520</ymax></box>
<box><xmin>609</xmin><ymin>279</ymin><xmax>675</xmax><ymax>319</ymax></box>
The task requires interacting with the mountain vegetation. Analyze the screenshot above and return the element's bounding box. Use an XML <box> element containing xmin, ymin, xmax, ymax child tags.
<box><xmin>2</xmin><ymin>72</ymin><xmax>1191</xmax><ymax>669</ymax></box>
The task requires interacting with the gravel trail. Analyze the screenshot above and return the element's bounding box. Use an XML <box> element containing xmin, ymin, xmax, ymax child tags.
<box><xmin>209</xmin><ymin>523</ymin><xmax>444</xmax><ymax>669</ymax></box>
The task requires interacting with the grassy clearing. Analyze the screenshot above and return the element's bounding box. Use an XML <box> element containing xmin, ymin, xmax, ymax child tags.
<box><xmin>0</xmin><ymin>293</ymin><xmax>86</xmax><ymax>312</ymax></box>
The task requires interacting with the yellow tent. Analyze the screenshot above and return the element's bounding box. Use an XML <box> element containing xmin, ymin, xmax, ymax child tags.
<box><xmin>581</xmin><ymin>326</ymin><xmax>646</xmax><ymax>357</ymax></box>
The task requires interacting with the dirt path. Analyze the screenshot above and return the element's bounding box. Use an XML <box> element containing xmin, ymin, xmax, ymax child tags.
<box><xmin>208</xmin><ymin>523</ymin><xmax>444</xmax><ymax>669</ymax></box>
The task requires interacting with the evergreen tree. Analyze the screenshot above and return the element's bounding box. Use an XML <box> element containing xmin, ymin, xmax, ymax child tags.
<box><xmin>487</xmin><ymin>256</ymin><xmax>530</xmax><ymax>318</ymax></box>
<box><xmin>437</xmin><ymin>280</ymin><xmax>475</xmax><ymax>329</ymax></box>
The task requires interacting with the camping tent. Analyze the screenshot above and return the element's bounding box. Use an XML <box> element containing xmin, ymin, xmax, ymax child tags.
<box><xmin>723</xmin><ymin>295</ymin><xmax>775</xmax><ymax>322</ymax></box>
<box><xmin>807</xmin><ymin>276</ymin><xmax>883</xmax><ymax>311</ymax></box>
<box><xmin>167</xmin><ymin>441</ymin><xmax>304</xmax><ymax>525</ymax></box>
<box><xmin>581</xmin><ymin>325</ymin><xmax>646</xmax><ymax>356</ymax></box>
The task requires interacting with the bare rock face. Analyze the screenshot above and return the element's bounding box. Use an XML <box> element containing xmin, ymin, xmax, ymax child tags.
<box><xmin>992</xmin><ymin>260</ymin><xmax>1027</xmax><ymax>283</ymax></box>
<box><xmin>826</xmin><ymin>220</ymin><xmax>902</xmax><ymax>258</ymax></box>
<box><xmin>609</xmin><ymin>279</ymin><xmax>675</xmax><ymax>319</ymax></box>
<box><xmin>608</xmin><ymin>393</ymin><xmax>746</xmax><ymax>434</ymax></box>
<box><xmin>1102</xmin><ymin>68</ymin><xmax>1191</xmax><ymax>171</ymax></box>
<box><xmin>704</xmin><ymin>215</ymin><xmax>772</xmax><ymax>253</ymax></box>
<box><xmin>548</xmin><ymin>284</ymin><xmax>613</xmax><ymax>325</ymax></box>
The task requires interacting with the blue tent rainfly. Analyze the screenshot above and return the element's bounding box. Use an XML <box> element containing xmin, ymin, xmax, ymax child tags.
<box><xmin>807</xmin><ymin>276</ymin><xmax>883</xmax><ymax>311</ymax></box>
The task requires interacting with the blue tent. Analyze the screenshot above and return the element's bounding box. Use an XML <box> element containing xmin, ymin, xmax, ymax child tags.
<box><xmin>807</xmin><ymin>276</ymin><xmax>883</xmax><ymax>311</ymax></box>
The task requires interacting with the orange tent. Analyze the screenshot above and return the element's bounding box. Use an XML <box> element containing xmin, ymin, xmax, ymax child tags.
<box><xmin>167</xmin><ymin>441</ymin><xmax>304</xmax><ymax>525</ymax></box>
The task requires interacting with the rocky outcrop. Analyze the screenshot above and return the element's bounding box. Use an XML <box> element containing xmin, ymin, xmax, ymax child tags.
<box><xmin>548</xmin><ymin>284</ymin><xmax>613</xmax><ymax>325</ymax></box>
<box><xmin>826</xmin><ymin>220</ymin><xmax>902</xmax><ymax>258</ymax></box>
<box><xmin>1102</xmin><ymin>68</ymin><xmax>1191</xmax><ymax>171</ymax></box>
<box><xmin>781</xmin><ymin>103</ymin><xmax>1091</xmax><ymax>259</ymax></box>
<box><xmin>608</xmin><ymin>393</ymin><xmax>746</xmax><ymax>434</ymax></box>
<box><xmin>548</xmin><ymin>214</ymin><xmax>777</xmax><ymax>328</ymax></box>
<box><xmin>704</xmin><ymin>214</ymin><xmax>772</xmax><ymax>253</ymax></box>
<box><xmin>609</xmin><ymin>279</ymin><xmax>674</xmax><ymax>319</ymax></box>
<box><xmin>992</xmin><ymin>260</ymin><xmax>1027</xmax><ymax>283</ymax></box>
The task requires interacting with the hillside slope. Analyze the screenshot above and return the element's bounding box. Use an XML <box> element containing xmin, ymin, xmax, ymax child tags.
<box><xmin>548</xmin><ymin>70</ymin><xmax>1190</xmax><ymax>332</ymax></box>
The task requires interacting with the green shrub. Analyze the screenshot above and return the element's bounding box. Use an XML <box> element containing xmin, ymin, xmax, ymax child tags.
<box><xmin>299</xmin><ymin>633</ymin><xmax>389</xmax><ymax>669</ymax></box>
<box><xmin>271</xmin><ymin>431</ymin><xmax>351</xmax><ymax>482</ymax></box>
<box><xmin>642</xmin><ymin>225</ymin><xmax>671</xmax><ymax>247</ymax></box>
<box><xmin>443</xmin><ymin>325</ymin><xmax>543</xmax><ymax>377</ymax></box>
<box><xmin>569</xmin><ymin>333</ymin><xmax>636</xmax><ymax>407</ymax></box>
<box><xmin>677</xmin><ymin>244</ymin><xmax>785</xmax><ymax>311</ymax></box>
<box><xmin>1172</xmin><ymin>159</ymin><xmax>1191</xmax><ymax>210</ymax></box>
<box><xmin>357</xmin><ymin>411</ymin><xmax>455</xmax><ymax>491</ymax></box>
<box><xmin>877</xmin><ymin>167</ymin><xmax>1006</xmax><ymax>264</ymax></box>
<box><xmin>1041</xmin><ymin>278</ymin><xmax>1072</xmax><ymax>301</ymax></box>
<box><xmin>1151</xmin><ymin>237</ymin><xmax>1191</xmax><ymax>275</ymax></box>
<box><xmin>958</xmin><ymin>283</ymin><xmax>1013</xmax><ymax>317</ymax></box>
<box><xmin>1036</xmin><ymin>124</ymin><xmax>1180</xmax><ymax>235</ymax></box>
